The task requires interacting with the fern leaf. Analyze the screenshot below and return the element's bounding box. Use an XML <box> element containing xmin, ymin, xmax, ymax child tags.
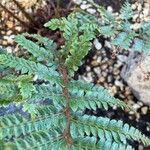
<box><xmin>73</xmin><ymin>136</ymin><xmax>134</xmax><ymax>150</ymax></box>
<box><xmin>112</xmin><ymin>32</ymin><xmax>136</xmax><ymax>50</ymax></box>
<box><xmin>0</xmin><ymin>106</ymin><xmax>65</xmax><ymax>139</ymax></box>
<box><xmin>0</xmin><ymin>53</ymin><xmax>60</xmax><ymax>84</ymax></box>
<box><xmin>45</xmin><ymin>13</ymin><xmax>97</xmax><ymax>76</ymax></box>
<box><xmin>68</xmin><ymin>80</ymin><xmax>133</xmax><ymax>111</ymax></box>
<box><xmin>132</xmin><ymin>38</ymin><xmax>150</xmax><ymax>53</ymax></box>
<box><xmin>71</xmin><ymin>113</ymin><xmax>150</xmax><ymax>147</ymax></box>
<box><xmin>120</xmin><ymin>2</ymin><xmax>133</xmax><ymax>20</ymax></box>
<box><xmin>140</xmin><ymin>21</ymin><xmax>150</xmax><ymax>37</ymax></box>
<box><xmin>15</xmin><ymin>34</ymin><xmax>57</xmax><ymax>66</ymax></box>
<box><xmin>2</xmin><ymin>129</ymin><xmax>63</xmax><ymax>150</ymax></box>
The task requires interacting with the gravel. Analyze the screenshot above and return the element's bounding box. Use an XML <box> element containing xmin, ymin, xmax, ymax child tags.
<box><xmin>0</xmin><ymin>0</ymin><xmax>150</xmax><ymax>149</ymax></box>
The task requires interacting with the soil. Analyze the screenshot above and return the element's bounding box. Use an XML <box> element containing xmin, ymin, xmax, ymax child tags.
<box><xmin>0</xmin><ymin>0</ymin><xmax>150</xmax><ymax>149</ymax></box>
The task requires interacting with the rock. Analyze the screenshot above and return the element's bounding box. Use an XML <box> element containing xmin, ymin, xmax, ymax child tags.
<box><xmin>98</xmin><ymin>76</ymin><xmax>105</xmax><ymax>83</ymax></box>
<box><xmin>87</xmin><ymin>8</ymin><xmax>96</xmax><ymax>14</ymax></box>
<box><xmin>107</xmin><ymin>75</ymin><xmax>113</xmax><ymax>83</ymax></box>
<box><xmin>93</xmin><ymin>38</ymin><xmax>102</xmax><ymax>50</ymax></box>
<box><xmin>105</xmin><ymin>40</ymin><xmax>112</xmax><ymax>49</ymax></box>
<box><xmin>73</xmin><ymin>0</ymin><xmax>82</xmax><ymax>5</ymax></box>
<box><xmin>86</xmin><ymin>66</ymin><xmax>91</xmax><ymax>72</ymax></box>
<box><xmin>114</xmin><ymin>80</ymin><xmax>124</xmax><ymax>90</ymax></box>
<box><xmin>107</xmin><ymin>6</ymin><xmax>113</xmax><ymax>12</ymax></box>
<box><xmin>141</xmin><ymin>106</ymin><xmax>148</xmax><ymax>115</ymax></box>
<box><xmin>143</xmin><ymin>8</ymin><xmax>150</xmax><ymax>17</ymax></box>
<box><xmin>6</xmin><ymin>21</ymin><xmax>13</xmax><ymax>28</ymax></box>
<box><xmin>131</xmin><ymin>4</ymin><xmax>137</xmax><ymax>10</ymax></box>
<box><xmin>108</xmin><ymin>86</ymin><xmax>117</xmax><ymax>96</ymax></box>
<box><xmin>132</xmin><ymin>103</ymin><xmax>141</xmax><ymax>111</ymax></box>
<box><xmin>101</xmin><ymin>71</ymin><xmax>107</xmax><ymax>77</ymax></box>
<box><xmin>101</xmin><ymin>64</ymin><xmax>108</xmax><ymax>70</ymax></box>
<box><xmin>137</xmin><ymin>4</ymin><xmax>142</xmax><ymax>12</ymax></box>
<box><xmin>117</xmin><ymin>55</ymin><xmax>127</xmax><ymax>63</ymax></box>
<box><xmin>93</xmin><ymin>67</ymin><xmax>101</xmax><ymax>74</ymax></box>
<box><xmin>80</xmin><ymin>4</ymin><xmax>91</xmax><ymax>10</ymax></box>
<box><xmin>6</xmin><ymin>46</ymin><xmax>13</xmax><ymax>53</ymax></box>
<box><xmin>121</xmin><ymin>51</ymin><xmax>150</xmax><ymax>105</ymax></box>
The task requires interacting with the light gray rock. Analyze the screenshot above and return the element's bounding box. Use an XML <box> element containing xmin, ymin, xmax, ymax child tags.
<box><xmin>93</xmin><ymin>38</ymin><xmax>102</xmax><ymax>50</ymax></box>
<box><xmin>121</xmin><ymin>51</ymin><xmax>150</xmax><ymax>105</ymax></box>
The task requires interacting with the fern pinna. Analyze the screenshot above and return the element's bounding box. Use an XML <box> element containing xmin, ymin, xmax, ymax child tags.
<box><xmin>0</xmin><ymin>2</ymin><xmax>150</xmax><ymax>150</ymax></box>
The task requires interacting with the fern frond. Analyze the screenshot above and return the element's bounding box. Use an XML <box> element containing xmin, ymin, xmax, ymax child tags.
<box><xmin>120</xmin><ymin>2</ymin><xmax>133</xmax><ymax>20</ymax></box>
<box><xmin>15</xmin><ymin>34</ymin><xmax>57</xmax><ymax>66</ymax></box>
<box><xmin>73</xmin><ymin>136</ymin><xmax>134</xmax><ymax>150</ymax></box>
<box><xmin>0</xmin><ymin>106</ymin><xmax>65</xmax><ymax>139</ymax></box>
<box><xmin>2</xmin><ymin>129</ymin><xmax>64</xmax><ymax>150</ymax></box>
<box><xmin>0</xmin><ymin>53</ymin><xmax>60</xmax><ymax>84</ymax></box>
<box><xmin>100</xmin><ymin>26</ymin><xmax>116</xmax><ymax>37</ymax></box>
<box><xmin>132</xmin><ymin>38</ymin><xmax>150</xmax><ymax>53</ymax></box>
<box><xmin>0</xmin><ymin>75</ymin><xmax>36</xmax><ymax>102</ymax></box>
<box><xmin>112</xmin><ymin>32</ymin><xmax>136</xmax><ymax>50</ymax></box>
<box><xmin>68</xmin><ymin>80</ymin><xmax>133</xmax><ymax>111</ymax></box>
<box><xmin>87</xmin><ymin>0</ymin><xmax>115</xmax><ymax>23</ymax></box>
<box><xmin>45</xmin><ymin>13</ymin><xmax>97</xmax><ymax>76</ymax></box>
<box><xmin>71</xmin><ymin>113</ymin><xmax>150</xmax><ymax>146</ymax></box>
<box><xmin>22</xmin><ymin>33</ymin><xmax>57</xmax><ymax>51</ymax></box>
<box><xmin>140</xmin><ymin>21</ymin><xmax>150</xmax><ymax>37</ymax></box>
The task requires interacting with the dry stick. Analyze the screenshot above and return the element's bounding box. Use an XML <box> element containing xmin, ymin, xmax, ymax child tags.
<box><xmin>59</xmin><ymin>63</ymin><xmax>73</xmax><ymax>149</ymax></box>
<box><xmin>12</xmin><ymin>0</ymin><xmax>34</xmax><ymax>23</ymax></box>
<box><xmin>0</xmin><ymin>3</ymin><xmax>30</xmax><ymax>28</ymax></box>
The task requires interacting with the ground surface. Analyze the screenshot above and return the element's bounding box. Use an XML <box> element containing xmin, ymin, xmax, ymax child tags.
<box><xmin>0</xmin><ymin>0</ymin><xmax>150</xmax><ymax>150</ymax></box>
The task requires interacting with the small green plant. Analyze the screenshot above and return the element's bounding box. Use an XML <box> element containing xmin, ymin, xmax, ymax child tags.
<box><xmin>0</xmin><ymin>1</ymin><xmax>150</xmax><ymax>150</ymax></box>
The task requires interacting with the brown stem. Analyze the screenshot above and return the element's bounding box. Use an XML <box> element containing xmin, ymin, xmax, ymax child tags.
<box><xmin>12</xmin><ymin>0</ymin><xmax>34</xmax><ymax>23</ymax></box>
<box><xmin>0</xmin><ymin>3</ymin><xmax>30</xmax><ymax>28</ymax></box>
<box><xmin>59</xmin><ymin>62</ymin><xmax>73</xmax><ymax>149</ymax></box>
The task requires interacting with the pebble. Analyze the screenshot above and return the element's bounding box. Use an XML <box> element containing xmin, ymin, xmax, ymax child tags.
<box><xmin>117</xmin><ymin>55</ymin><xmax>127</xmax><ymax>63</ymax></box>
<box><xmin>73</xmin><ymin>0</ymin><xmax>82</xmax><ymax>5</ymax></box>
<box><xmin>137</xmin><ymin>4</ymin><xmax>142</xmax><ymax>12</ymax></box>
<box><xmin>80</xmin><ymin>4</ymin><xmax>91</xmax><ymax>10</ymax></box>
<box><xmin>101</xmin><ymin>64</ymin><xmax>108</xmax><ymax>70</ymax></box>
<box><xmin>132</xmin><ymin>103</ymin><xmax>141</xmax><ymax>111</ymax></box>
<box><xmin>107</xmin><ymin>6</ymin><xmax>113</xmax><ymax>12</ymax></box>
<box><xmin>114</xmin><ymin>80</ymin><xmax>124</xmax><ymax>90</ymax></box>
<box><xmin>98</xmin><ymin>76</ymin><xmax>105</xmax><ymax>83</ymax></box>
<box><xmin>113</xmin><ymin>68</ymin><xmax>120</xmax><ymax>76</ymax></box>
<box><xmin>141</xmin><ymin>106</ymin><xmax>148</xmax><ymax>115</ymax></box>
<box><xmin>109</xmin><ymin>86</ymin><xmax>117</xmax><ymax>95</ymax></box>
<box><xmin>82</xmin><ymin>73</ymin><xmax>93</xmax><ymax>83</ymax></box>
<box><xmin>6</xmin><ymin>30</ymin><xmax>13</xmax><ymax>35</ymax></box>
<box><xmin>96</xmin><ymin>56</ymin><xmax>102</xmax><ymax>63</ymax></box>
<box><xmin>101</xmin><ymin>71</ymin><xmax>107</xmax><ymax>77</ymax></box>
<box><xmin>6</xmin><ymin>21</ymin><xmax>13</xmax><ymax>28</ymax></box>
<box><xmin>6</xmin><ymin>46</ymin><xmax>13</xmax><ymax>53</ymax></box>
<box><xmin>93</xmin><ymin>67</ymin><xmax>101</xmax><ymax>74</ymax></box>
<box><xmin>124</xmin><ymin>87</ymin><xmax>132</xmax><ymax>96</ymax></box>
<box><xmin>87</xmin><ymin>8</ymin><xmax>96</xmax><ymax>14</ymax></box>
<box><xmin>86</xmin><ymin>66</ymin><xmax>91</xmax><ymax>72</ymax></box>
<box><xmin>131</xmin><ymin>4</ymin><xmax>137</xmax><ymax>10</ymax></box>
<box><xmin>107</xmin><ymin>75</ymin><xmax>113</xmax><ymax>83</ymax></box>
<box><xmin>93</xmin><ymin>38</ymin><xmax>102</xmax><ymax>50</ymax></box>
<box><xmin>105</xmin><ymin>40</ymin><xmax>112</xmax><ymax>49</ymax></box>
<box><xmin>143</xmin><ymin>8</ymin><xmax>149</xmax><ymax>17</ymax></box>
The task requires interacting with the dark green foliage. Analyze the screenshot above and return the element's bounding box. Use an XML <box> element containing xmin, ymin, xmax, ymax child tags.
<box><xmin>0</xmin><ymin>1</ymin><xmax>150</xmax><ymax>150</ymax></box>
